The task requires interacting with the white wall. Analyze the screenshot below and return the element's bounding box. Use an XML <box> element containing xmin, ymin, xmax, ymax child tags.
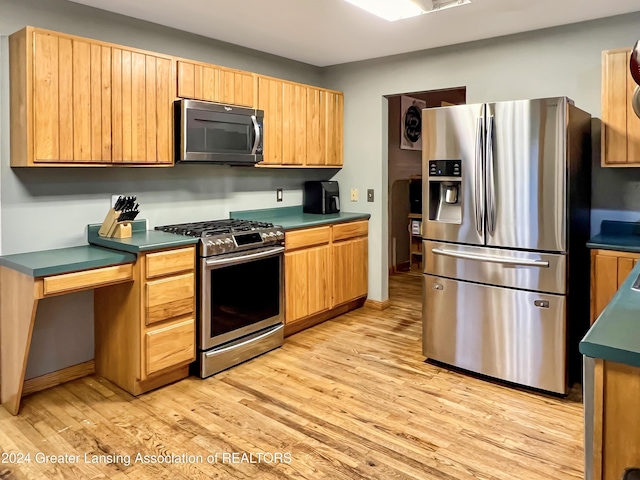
<box><xmin>323</xmin><ymin>12</ymin><xmax>640</xmax><ymax>303</ymax></box>
<box><xmin>0</xmin><ymin>0</ymin><xmax>329</xmax><ymax>378</ymax></box>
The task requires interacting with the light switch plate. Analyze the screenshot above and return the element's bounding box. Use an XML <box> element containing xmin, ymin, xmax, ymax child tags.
<box><xmin>367</xmin><ymin>189</ymin><xmax>374</xmax><ymax>202</ymax></box>
<box><xmin>276</xmin><ymin>188</ymin><xmax>283</xmax><ymax>202</ymax></box>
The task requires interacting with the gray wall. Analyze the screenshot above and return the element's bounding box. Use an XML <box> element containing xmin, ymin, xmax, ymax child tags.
<box><xmin>323</xmin><ymin>12</ymin><xmax>640</xmax><ymax>303</ymax></box>
<box><xmin>0</xmin><ymin>0</ymin><xmax>328</xmax><ymax>379</ymax></box>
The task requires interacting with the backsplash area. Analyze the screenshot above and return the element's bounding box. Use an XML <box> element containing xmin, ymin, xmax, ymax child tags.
<box><xmin>0</xmin><ymin>164</ymin><xmax>334</xmax><ymax>254</ymax></box>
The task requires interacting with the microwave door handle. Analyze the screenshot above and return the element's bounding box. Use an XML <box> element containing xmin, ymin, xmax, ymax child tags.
<box><xmin>251</xmin><ymin>115</ymin><xmax>261</xmax><ymax>154</ymax></box>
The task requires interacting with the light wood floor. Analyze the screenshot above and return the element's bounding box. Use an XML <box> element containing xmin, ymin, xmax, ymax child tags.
<box><xmin>0</xmin><ymin>274</ymin><xmax>584</xmax><ymax>480</ymax></box>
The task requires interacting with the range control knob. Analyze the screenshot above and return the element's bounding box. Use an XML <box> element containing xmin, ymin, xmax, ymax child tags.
<box><xmin>224</xmin><ymin>238</ymin><xmax>233</xmax><ymax>245</ymax></box>
<box><xmin>275</xmin><ymin>230</ymin><xmax>284</xmax><ymax>238</ymax></box>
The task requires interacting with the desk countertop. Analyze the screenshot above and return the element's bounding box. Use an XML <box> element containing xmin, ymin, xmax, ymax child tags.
<box><xmin>230</xmin><ymin>206</ymin><xmax>371</xmax><ymax>231</ymax></box>
<box><xmin>0</xmin><ymin>245</ymin><xmax>137</xmax><ymax>277</ymax></box>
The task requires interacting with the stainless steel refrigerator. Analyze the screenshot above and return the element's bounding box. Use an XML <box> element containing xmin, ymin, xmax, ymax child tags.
<box><xmin>421</xmin><ymin>97</ymin><xmax>591</xmax><ymax>394</ymax></box>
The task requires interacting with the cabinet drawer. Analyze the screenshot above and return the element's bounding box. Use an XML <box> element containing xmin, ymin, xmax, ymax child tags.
<box><xmin>145</xmin><ymin>273</ymin><xmax>195</xmax><ymax>325</ymax></box>
<box><xmin>146</xmin><ymin>247</ymin><xmax>195</xmax><ymax>279</ymax></box>
<box><xmin>332</xmin><ymin>221</ymin><xmax>368</xmax><ymax>242</ymax></box>
<box><xmin>145</xmin><ymin>318</ymin><xmax>195</xmax><ymax>376</ymax></box>
<box><xmin>285</xmin><ymin>226</ymin><xmax>331</xmax><ymax>251</ymax></box>
<box><xmin>43</xmin><ymin>264</ymin><xmax>133</xmax><ymax>296</ymax></box>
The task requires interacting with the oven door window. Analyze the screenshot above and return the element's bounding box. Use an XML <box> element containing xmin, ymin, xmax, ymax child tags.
<box><xmin>209</xmin><ymin>255</ymin><xmax>280</xmax><ymax>338</ymax></box>
<box><xmin>186</xmin><ymin>109</ymin><xmax>253</xmax><ymax>155</ymax></box>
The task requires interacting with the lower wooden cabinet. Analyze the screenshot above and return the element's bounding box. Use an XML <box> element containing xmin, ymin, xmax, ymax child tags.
<box><xmin>332</xmin><ymin>237</ymin><xmax>368</xmax><ymax>306</ymax></box>
<box><xmin>591</xmin><ymin>249</ymin><xmax>640</xmax><ymax>324</ymax></box>
<box><xmin>285</xmin><ymin>245</ymin><xmax>331</xmax><ymax>322</ymax></box>
<box><xmin>588</xmin><ymin>358</ymin><xmax>640</xmax><ymax>480</ymax></box>
<box><xmin>95</xmin><ymin>245</ymin><xmax>196</xmax><ymax>395</ymax></box>
<box><xmin>284</xmin><ymin>220</ymin><xmax>368</xmax><ymax>333</ymax></box>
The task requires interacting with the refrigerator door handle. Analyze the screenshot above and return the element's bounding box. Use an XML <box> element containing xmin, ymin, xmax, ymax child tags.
<box><xmin>486</xmin><ymin>114</ymin><xmax>496</xmax><ymax>235</ymax></box>
<box><xmin>431</xmin><ymin>248</ymin><xmax>550</xmax><ymax>268</ymax></box>
<box><xmin>475</xmin><ymin>116</ymin><xmax>484</xmax><ymax>236</ymax></box>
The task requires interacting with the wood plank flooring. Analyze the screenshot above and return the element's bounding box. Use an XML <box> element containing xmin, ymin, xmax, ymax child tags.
<box><xmin>0</xmin><ymin>274</ymin><xmax>584</xmax><ymax>480</ymax></box>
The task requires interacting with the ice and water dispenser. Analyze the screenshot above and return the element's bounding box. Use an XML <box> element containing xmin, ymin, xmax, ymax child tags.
<box><xmin>427</xmin><ymin>160</ymin><xmax>462</xmax><ymax>224</ymax></box>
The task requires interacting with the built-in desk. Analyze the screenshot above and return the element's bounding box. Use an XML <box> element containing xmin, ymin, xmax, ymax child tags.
<box><xmin>1</xmin><ymin>221</ymin><xmax>201</xmax><ymax>416</ymax></box>
<box><xmin>0</xmin><ymin>245</ymin><xmax>137</xmax><ymax>415</ymax></box>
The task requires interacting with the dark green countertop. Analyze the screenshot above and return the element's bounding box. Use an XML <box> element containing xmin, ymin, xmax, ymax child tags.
<box><xmin>580</xmin><ymin>261</ymin><xmax>640</xmax><ymax>367</ymax></box>
<box><xmin>587</xmin><ymin>220</ymin><xmax>640</xmax><ymax>253</ymax></box>
<box><xmin>230</xmin><ymin>206</ymin><xmax>371</xmax><ymax>231</ymax></box>
<box><xmin>0</xmin><ymin>245</ymin><xmax>136</xmax><ymax>277</ymax></box>
<box><xmin>87</xmin><ymin>220</ymin><xmax>199</xmax><ymax>253</ymax></box>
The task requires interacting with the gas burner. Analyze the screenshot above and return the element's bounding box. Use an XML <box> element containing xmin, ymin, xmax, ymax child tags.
<box><xmin>155</xmin><ymin>218</ymin><xmax>284</xmax><ymax>257</ymax></box>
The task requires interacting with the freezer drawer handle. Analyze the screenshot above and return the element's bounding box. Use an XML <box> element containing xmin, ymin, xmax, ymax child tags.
<box><xmin>431</xmin><ymin>248</ymin><xmax>549</xmax><ymax>268</ymax></box>
<box><xmin>534</xmin><ymin>300</ymin><xmax>550</xmax><ymax>308</ymax></box>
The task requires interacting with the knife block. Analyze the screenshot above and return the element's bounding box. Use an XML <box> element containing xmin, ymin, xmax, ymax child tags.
<box><xmin>112</xmin><ymin>223</ymin><xmax>132</xmax><ymax>239</ymax></box>
<box><xmin>98</xmin><ymin>208</ymin><xmax>132</xmax><ymax>238</ymax></box>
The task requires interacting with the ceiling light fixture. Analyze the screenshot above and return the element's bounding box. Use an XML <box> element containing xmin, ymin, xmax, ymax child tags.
<box><xmin>345</xmin><ymin>0</ymin><xmax>471</xmax><ymax>22</ymax></box>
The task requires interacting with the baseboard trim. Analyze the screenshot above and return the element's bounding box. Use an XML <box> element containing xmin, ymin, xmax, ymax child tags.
<box><xmin>284</xmin><ymin>297</ymin><xmax>366</xmax><ymax>337</ymax></box>
<box><xmin>364</xmin><ymin>299</ymin><xmax>391</xmax><ymax>310</ymax></box>
<box><xmin>22</xmin><ymin>360</ymin><xmax>95</xmax><ymax>397</ymax></box>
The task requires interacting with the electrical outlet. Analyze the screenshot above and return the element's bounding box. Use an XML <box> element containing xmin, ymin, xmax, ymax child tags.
<box><xmin>367</xmin><ymin>189</ymin><xmax>374</xmax><ymax>202</ymax></box>
<box><xmin>350</xmin><ymin>188</ymin><xmax>358</xmax><ymax>202</ymax></box>
<box><xmin>276</xmin><ymin>188</ymin><xmax>283</xmax><ymax>202</ymax></box>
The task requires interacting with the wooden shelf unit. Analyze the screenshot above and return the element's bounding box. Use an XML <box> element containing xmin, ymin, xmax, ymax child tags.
<box><xmin>408</xmin><ymin>213</ymin><xmax>422</xmax><ymax>275</ymax></box>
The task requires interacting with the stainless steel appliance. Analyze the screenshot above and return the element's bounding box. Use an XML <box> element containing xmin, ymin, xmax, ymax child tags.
<box><xmin>155</xmin><ymin>219</ymin><xmax>285</xmax><ymax>378</ymax></box>
<box><xmin>175</xmin><ymin>99</ymin><xmax>264</xmax><ymax>165</ymax></box>
<box><xmin>631</xmin><ymin>40</ymin><xmax>640</xmax><ymax>118</ymax></box>
<box><xmin>303</xmin><ymin>181</ymin><xmax>341</xmax><ymax>214</ymax></box>
<box><xmin>422</xmin><ymin>97</ymin><xmax>591</xmax><ymax>394</ymax></box>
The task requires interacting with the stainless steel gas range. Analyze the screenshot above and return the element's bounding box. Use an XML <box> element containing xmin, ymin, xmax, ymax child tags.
<box><xmin>155</xmin><ymin>219</ymin><xmax>285</xmax><ymax>378</ymax></box>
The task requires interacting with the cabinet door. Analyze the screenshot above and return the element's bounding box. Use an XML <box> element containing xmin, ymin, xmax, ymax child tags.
<box><xmin>325</xmin><ymin>91</ymin><xmax>344</xmax><ymax>166</ymax></box>
<box><xmin>218</xmin><ymin>68</ymin><xmax>255</xmax><ymax>108</ymax></box>
<box><xmin>257</xmin><ymin>76</ymin><xmax>283</xmax><ymax>165</ymax></box>
<box><xmin>591</xmin><ymin>251</ymin><xmax>640</xmax><ymax>324</ymax></box>
<box><xmin>177</xmin><ymin>60</ymin><xmax>217</xmax><ymax>102</ymax></box>
<box><xmin>111</xmin><ymin>48</ymin><xmax>173</xmax><ymax>164</ymax></box>
<box><xmin>332</xmin><ymin>237</ymin><xmax>368</xmax><ymax>307</ymax></box>
<box><xmin>282</xmin><ymin>82</ymin><xmax>307</xmax><ymax>165</ymax></box>
<box><xmin>306</xmin><ymin>87</ymin><xmax>327</xmax><ymax>165</ymax></box>
<box><xmin>351</xmin><ymin>237</ymin><xmax>368</xmax><ymax>299</ymax></box>
<box><xmin>602</xmin><ymin>49</ymin><xmax>640</xmax><ymax>166</ymax></box>
<box><xmin>33</xmin><ymin>32</ymin><xmax>111</xmax><ymax>163</ymax></box>
<box><xmin>285</xmin><ymin>246</ymin><xmax>330</xmax><ymax>323</ymax></box>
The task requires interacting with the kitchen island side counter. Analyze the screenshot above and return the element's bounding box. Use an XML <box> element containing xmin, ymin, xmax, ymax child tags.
<box><xmin>581</xmin><ymin>258</ymin><xmax>640</xmax><ymax>480</ymax></box>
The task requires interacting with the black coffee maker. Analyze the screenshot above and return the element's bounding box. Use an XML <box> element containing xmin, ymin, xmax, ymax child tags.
<box><xmin>303</xmin><ymin>181</ymin><xmax>340</xmax><ymax>214</ymax></box>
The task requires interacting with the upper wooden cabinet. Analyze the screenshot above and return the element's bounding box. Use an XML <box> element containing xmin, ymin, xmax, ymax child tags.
<box><xmin>10</xmin><ymin>27</ymin><xmax>175</xmax><ymax>166</ymax></box>
<box><xmin>9</xmin><ymin>26</ymin><xmax>344</xmax><ymax>169</ymax></box>
<box><xmin>256</xmin><ymin>76</ymin><xmax>344</xmax><ymax>168</ymax></box>
<box><xmin>601</xmin><ymin>48</ymin><xmax>640</xmax><ymax>167</ymax></box>
<box><xmin>177</xmin><ymin>60</ymin><xmax>255</xmax><ymax>108</ymax></box>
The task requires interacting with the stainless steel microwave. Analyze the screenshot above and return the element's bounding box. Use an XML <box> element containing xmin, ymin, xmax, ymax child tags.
<box><xmin>175</xmin><ymin>99</ymin><xmax>264</xmax><ymax>165</ymax></box>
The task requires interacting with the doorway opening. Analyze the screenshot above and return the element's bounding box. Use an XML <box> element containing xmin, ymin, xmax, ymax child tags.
<box><xmin>386</xmin><ymin>87</ymin><xmax>466</xmax><ymax>288</ymax></box>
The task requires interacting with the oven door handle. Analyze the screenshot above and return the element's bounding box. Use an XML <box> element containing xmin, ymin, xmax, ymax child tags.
<box><xmin>204</xmin><ymin>246</ymin><xmax>284</xmax><ymax>269</ymax></box>
<box><xmin>204</xmin><ymin>324</ymin><xmax>284</xmax><ymax>357</ymax></box>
